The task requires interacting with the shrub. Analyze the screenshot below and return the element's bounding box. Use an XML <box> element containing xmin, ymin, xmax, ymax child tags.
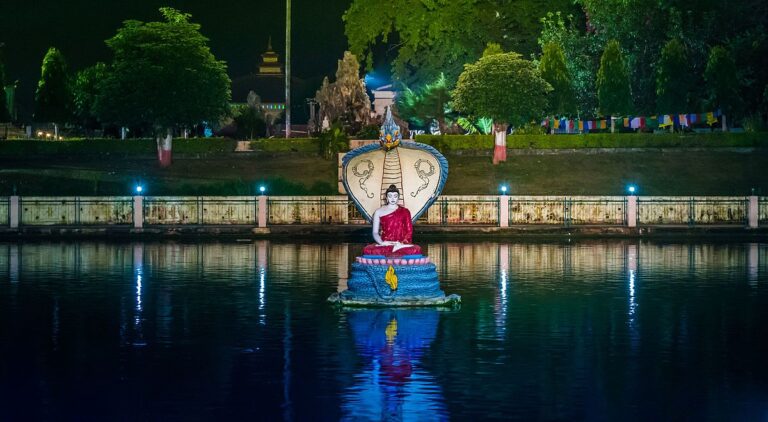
<box><xmin>415</xmin><ymin>133</ymin><xmax>768</xmax><ymax>151</ymax></box>
<box><xmin>249</xmin><ymin>138</ymin><xmax>318</xmax><ymax>153</ymax></box>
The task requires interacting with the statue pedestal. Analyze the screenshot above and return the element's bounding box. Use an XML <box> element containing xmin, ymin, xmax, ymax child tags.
<box><xmin>328</xmin><ymin>255</ymin><xmax>461</xmax><ymax>307</ymax></box>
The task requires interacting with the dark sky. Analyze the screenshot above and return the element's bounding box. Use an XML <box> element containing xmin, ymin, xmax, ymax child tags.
<box><xmin>1</xmin><ymin>0</ymin><xmax>353</xmax><ymax>113</ymax></box>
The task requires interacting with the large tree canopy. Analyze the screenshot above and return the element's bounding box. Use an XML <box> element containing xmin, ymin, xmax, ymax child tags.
<box><xmin>453</xmin><ymin>52</ymin><xmax>551</xmax><ymax>128</ymax></box>
<box><xmin>343</xmin><ymin>0</ymin><xmax>576</xmax><ymax>86</ymax></box>
<box><xmin>94</xmin><ymin>8</ymin><xmax>230</xmax><ymax>132</ymax></box>
<box><xmin>597</xmin><ymin>40</ymin><xmax>632</xmax><ymax>117</ymax></box>
<box><xmin>0</xmin><ymin>50</ymin><xmax>10</xmax><ymax>122</ymax></box>
<box><xmin>72</xmin><ymin>62</ymin><xmax>107</xmax><ymax>132</ymax></box>
<box><xmin>539</xmin><ymin>42</ymin><xmax>576</xmax><ymax>116</ymax></box>
<box><xmin>34</xmin><ymin>47</ymin><xmax>73</xmax><ymax>125</ymax></box>
<box><xmin>655</xmin><ymin>39</ymin><xmax>690</xmax><ymax>115</ymax></box>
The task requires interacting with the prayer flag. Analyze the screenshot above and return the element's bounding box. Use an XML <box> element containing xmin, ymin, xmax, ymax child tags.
<box><xmin>600</xmin><ymin>120</ymin><xmax>607</xmax><ymax>129</ymax></box>
<box><xmin>578</xmin><ymin>120</ymin><xmax>584</xmax><ymax>131</ymax></box>
<box><xmin>623</xmin><ymin>118</ymin><xmax>630</xmax><ymax>127</ymax></box>
<box><xmin>706</xmin><ymin>112</ymin><xmax>717</xmax><ymax>125</ymax></box>
<box><xmin>554</xmin><ymin>119</ymin><xmax>560</xmax><ymax>129</ymax></box>
<box><xmin>630</xmin><ymin>117</ymin><xmax>640</xmax><ymax>129</ymax></box>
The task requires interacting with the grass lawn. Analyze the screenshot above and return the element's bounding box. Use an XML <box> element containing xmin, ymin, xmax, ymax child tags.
<box><xmin>1</xmin><ymin>150</ymin><xmax>767</xmax><ymax>196</ymax></box>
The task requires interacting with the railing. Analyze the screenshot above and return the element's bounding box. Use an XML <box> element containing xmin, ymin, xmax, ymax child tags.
<box><xmin>509</xmin><ymin>196</ymin><xmax>566</xmax><ymax>225</ymax></box>
<box><xmin>268</xmin><ymin>196</ymin><xmax>349</xmax><ymax>224</ymax></box>
<box><xmin>144</xmin><ymin>196</ymin><xmax>258</xmax><ymax>225</ymax></box>
<box><xmin>507</xmin><ymin>196</ymin><xmax>627</xmax><ymax>226</ymax></box>
<box><xmin>0</xmin><ymin>197</ymin><xmax>8</xmax><ymax>226</ymax></box>
<box><xmin>638</xmin><ymin>197</ymin><xmax>748</xmax><ymax>226</ymax></box>
<box><xmin>19</xmin><ymin>197</ymin><xmax>133</xmax><ymax>226</ymax></box>
<box><xmin>425</xmin><ymin>196</ymin><xmax>499</xmax><ymax>225</ymax></box>
<box><xmin>1</xmin><ymin>195</ymin><xmax>763</xmax><ymax>229</ymax></box>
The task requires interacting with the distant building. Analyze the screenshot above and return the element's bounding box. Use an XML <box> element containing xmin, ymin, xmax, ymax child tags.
<box><xmin>372</xmin><ymin>84</ymin><xmax>396</xmax><ymax>118</ymax></box>
<box><xmin>231</xmin><ymin>37</ymin><xmax>286</xmax><ymax>122</ymax></box>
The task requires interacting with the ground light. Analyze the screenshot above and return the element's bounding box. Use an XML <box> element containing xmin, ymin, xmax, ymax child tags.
<box><xmin>627</xmin><ymin>185</ymin><xmax>637</xmax><ymax>195</ymax></box>
<box><xmin>500</xmin><ymin>185</ymin><xmax>509</xmax><ymax>194</ymax></box>
<box><xmin>259</xmin><ymin>186</ymin><xmax>266</xmax><ymax>195</ymax></box>
<box><xmin>135</xmin><ymin>185</ymin><xmax>144</xmax><ymax>195</ymax></box>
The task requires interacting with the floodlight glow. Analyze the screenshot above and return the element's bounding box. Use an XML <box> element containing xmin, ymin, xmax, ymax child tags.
<box><xmin>135</xmin><ymin>185</ymin><xmax>144</xmax><ymax>194</ymax></box>
<box><xmin>627</xmin><ymin>185</ymin><xmax>637</xmax><ymax>194</ymax></box>
<box><xmin>500</xmin><ymin>185</ymin><xmax>508</xmax><ymax>194</ymax></box>
<box><xmin>259</xmin><ymin>186</ymin><xmax>266</xmax><ymax>194</ymax></box>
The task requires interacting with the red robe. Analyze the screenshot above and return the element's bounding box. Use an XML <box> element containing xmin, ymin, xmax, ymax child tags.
<box><xmin>363</xmin><ymin>206</ymin><xmax>422</xmax><ymax>256</ymax></box>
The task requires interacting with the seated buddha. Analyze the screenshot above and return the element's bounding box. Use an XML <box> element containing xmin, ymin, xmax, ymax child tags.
<box><xmin>362</xmin><ymin>185</ymin><xmax>422</xmax><ymax>257</ymax></box>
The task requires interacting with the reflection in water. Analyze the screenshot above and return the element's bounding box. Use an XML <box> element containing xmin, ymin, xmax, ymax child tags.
<box><xmin>341</xmin><ymin>309</ymin><xmax>448</xmax><ymax>421</ymax></box>
<box><xmin>497</xmin><ymin>244</ymin><xmax>509</xmax><ymax>335</ymax></box>
<box><xmin>0</xmin><ymin>240</ymin><xmax>766</xmax><ymax>420</ymax></box>
<box><xmin>132</xmin><ymin>243</ymin><xmax>145</xmax><ymax>347</ymax></box>
<box><xmin>257</xmin><ymin>240</ymin><xmax>268</xmax><ymax>325</ymax></box>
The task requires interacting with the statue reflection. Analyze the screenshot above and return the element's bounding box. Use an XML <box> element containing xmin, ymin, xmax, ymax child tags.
<box><xmin>341</xmin><ymin>308</ymin><xmax>448</xmax><ymax>421</ymax></box>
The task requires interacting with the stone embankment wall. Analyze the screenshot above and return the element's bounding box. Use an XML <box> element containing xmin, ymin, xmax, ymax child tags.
<box><xmin>0</xmin><ymin>195</ymin><xmax>765</xmax><ymax>228</ymax></box>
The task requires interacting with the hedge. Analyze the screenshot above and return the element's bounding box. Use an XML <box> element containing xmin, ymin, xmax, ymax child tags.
<box><xmin>415</xmin><ymin>132</ymin><xmax>768</xmax><ymax>150</ymax></box>
<box><xmin>250</xmin><ymin>138</ymin><xmax>318</xmax><ymax>153</ymax></box>
<box><xmin>0</xmin><ymin>138</ymin><xmax>237</xmax><ymax>156</ymax></box>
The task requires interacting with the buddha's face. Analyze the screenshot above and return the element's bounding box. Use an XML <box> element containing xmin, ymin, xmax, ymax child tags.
<box><xmin>386</xmin><ymin>191</ymin><xmax>399</xmax><ymax>206</ymax></box>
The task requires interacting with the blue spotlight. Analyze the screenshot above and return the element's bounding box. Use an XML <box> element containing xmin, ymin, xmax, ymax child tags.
<box><xmin>627</xmin><ymin>185</ymin><xmax>637</xmax><ymax>195</ymax></box>
<box><xmin>135</xmin><ymin>185</ymin><xmax>144</xmax><ymax>194</ymax></box>
<box><xmin>500</xmin><ymin>185</ymin><xmax>509</xmax><ymax>194</ymax></box>
<box><xmin>259</xmin><ymin>186</ymin><xmax>266</xmax><ymax>194</ymax></box>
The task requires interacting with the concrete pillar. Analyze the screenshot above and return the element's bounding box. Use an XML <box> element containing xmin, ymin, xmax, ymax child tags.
<box><xmin>627</xmin><ymin>196</ymin><xmax>638</xmax><ymax>228</ymax></box>
<box><xmin>9</xmin><ymin>196</ymin><xmax>19</xmax><ymax>229</ymax></box>
<box><xmin>133</xmin><ymin>196</ymin><xmax>144</xmax><ymax>229</ymax></box>
<box><xmin>748</xmin><ymin>196</ymin><xmax>758</xmax><ymax>228</ymax></box>
<box><xmin>258</xmin><ymin>195</ymin><xmax>268</xmax><ymax>228</ymax></box>
<box><xmin>499</xmin><ymin>195</ymin><xmax>509</xmax><ymax>227</ymax></box>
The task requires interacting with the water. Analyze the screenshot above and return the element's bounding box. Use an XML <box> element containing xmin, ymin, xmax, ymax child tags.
<box><xmin>1</xmin><ymin>240</ymin><xmax>767</xmax><ymax>421</ymax></box>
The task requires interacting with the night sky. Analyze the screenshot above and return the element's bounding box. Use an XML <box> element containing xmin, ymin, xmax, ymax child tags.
<box><xmin>1</xmin><ymin>0</ymin><xmax>354</xmax><ymax>112</ymax></box>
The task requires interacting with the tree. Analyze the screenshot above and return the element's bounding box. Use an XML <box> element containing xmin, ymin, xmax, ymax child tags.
<box><xmin>72</xmin><ymin>62</ymin><xmax>107</xmax><ymax>135</ymax></box>
<box><xmin>314</xmin><ymin>51</ymin><xmax>371</xmax><ymax>135</ymax></box>
<box><xmin>704</xmin><ymin>46</ymin><xmax>741</xmax><ymax>131</ymax></box>
<box><xmin>597</xmin><ymin>40</ymin><xmax>632</xmax><ymax>131</ymax></box>
<box><xmin>539</xmin><ymin>42</ymin><xmax>576</xmax><ymax>120</ymax></box>
<box><xmin>343</xmin><ymin>0</ymin><xmax>577</xmax><ymax>86</ymax></box>
<box><xmin>232</xmin><ymin>92</ymin><xmax>266</xmax><ymax>139</ymax></box>
<box><xmin>0</xmin><ymin>49</ymin><xmax>10</xmax><ymax>122</ymax></box>
<box><xmin>575</xmin><ymin>0</ymin><xmax>768</xmax><ymax>116</ymax></box>
<box><xmin>453</xmin><ymin>52</ymin><xmax>551</xmax><ymax>164</ymax></box>
<box><xmin>34</xmin><ymin>47</ymin><xmax>73</xmax><ymax>138</ymax></box>
<box><xmin>395</xmin><ymin>73</ymin><xmax>453</xmax><ymax>134</ymax></box>
<box><xmin>538</xmin><ymin>11</ymin><xmax>601</xmax><ymax>116</ymax></box>
<box><xmin>94</xmin><ymin>8</ymin><xmax>230</xmax><ymax>167</ymax></box>
<box><xmin>655</xmin><ymin>39</ymin><xmax>691</xmax><ymax>117</ymax></box>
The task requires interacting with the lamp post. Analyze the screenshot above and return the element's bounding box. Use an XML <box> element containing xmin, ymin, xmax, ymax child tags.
<box><xmin>285</xmin><ymin>0</ymin><xmax>291</xmax><ymax>139</ymax></box>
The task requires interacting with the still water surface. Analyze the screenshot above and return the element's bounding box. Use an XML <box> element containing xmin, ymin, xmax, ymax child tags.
<box><xmin>1</xmin><ymin>240</ymin><xmax>767</xmax><ymax>420</ymax></box>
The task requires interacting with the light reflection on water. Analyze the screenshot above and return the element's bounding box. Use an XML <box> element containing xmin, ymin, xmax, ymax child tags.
<box><xmin>0</xmin><ymin>240</ymin><xmax>767</xmax><ymax>420</ymax></box>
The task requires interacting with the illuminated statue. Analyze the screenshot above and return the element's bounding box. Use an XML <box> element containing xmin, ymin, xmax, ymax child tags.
<box><xmin>363</xmin><ymin>184</ymin><xmax>421</xmax><ymax>256</ymax></box>
<box><xmin>329</xmin><ymin>107</ymin><xmax>459</xmax><ymax>306</ymax></box>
